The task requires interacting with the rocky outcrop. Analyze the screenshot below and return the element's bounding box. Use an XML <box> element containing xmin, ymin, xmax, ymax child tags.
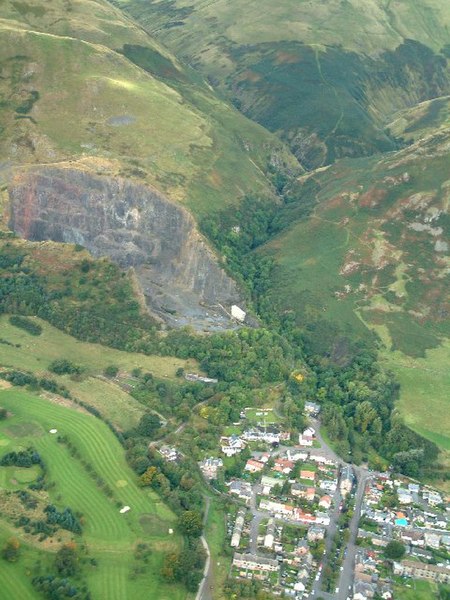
<box><xmin>8</xmin><ymin>167</ymin><xmax>243</xmax><ymax>330</ymax></box>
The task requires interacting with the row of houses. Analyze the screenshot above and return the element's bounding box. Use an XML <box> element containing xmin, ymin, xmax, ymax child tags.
<box><xmin>233</xmin><ymin>552</ymin><xmax>279</xmax><ymax>574</ymax></box>
<box><xmin>231</xmin><ymin>508</ymin><xmax>246</xmax><ymax>548</ymax></box>
<box><xmin>259</xmin><ymin>498</ymin><xmax>331</xmax><ymax>525</ymax></box>
<box><xmin>393</xmin><ymin>560</ymin><xmax>450</xmax><ymax>584</ymax></box>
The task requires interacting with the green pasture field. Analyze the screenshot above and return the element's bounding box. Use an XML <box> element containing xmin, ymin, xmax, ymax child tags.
<box><xmin>379</xmin><ymin>340</ymin><xmax>450</xmax><ymax>453</ymax></box>
<box><xmin>0</xmin><ymin>314</ymin><xmax>197</xmax><ymax>429</ymax></box>
<box><xmin>0</xmin><ymin>387</ymin><xmax>189</xmax><ymax>600</ymax></box>
<box><xmin>0</xmin><ymin>315</ymin><xmax>193</xmax><ymax>378</ymax></box>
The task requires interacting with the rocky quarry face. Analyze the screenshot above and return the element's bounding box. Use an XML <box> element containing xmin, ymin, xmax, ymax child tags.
<box><xmin>8</xmin><ymin>167</ymin><xmax>243</xmax><ymax>330</ymax></box>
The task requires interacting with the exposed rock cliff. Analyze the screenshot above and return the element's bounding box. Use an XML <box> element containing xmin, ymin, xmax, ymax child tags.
<box><xmin>8</xmin><ymin>167</ymin><xmax>243</xmax><ymax>330</ymax></box>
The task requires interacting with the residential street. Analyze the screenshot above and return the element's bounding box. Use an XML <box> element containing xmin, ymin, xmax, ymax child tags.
<box><xmin>334</xmin><ymin>469</ymin><xmax>370</xmax><ymax>600</ymax></box>
<box><xmin>199</xmin><ymin>412</ymin><xmax>395</xmax><ymax>600</ymax></box>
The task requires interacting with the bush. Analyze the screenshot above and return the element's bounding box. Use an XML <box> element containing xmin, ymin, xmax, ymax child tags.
<box><xmin>48</xmin><ymin>359</ymin><xmax>83</xmax><ymax>376</ymax></box>
<box><xmin>104</xmin><ymin>365</ymin><xmax>119</xmax><ymax>378</ymax></box>
<box><xmin>2</xmin><ymin>538</ymin><xmax>20</xmax><ymax>562</ymax></box>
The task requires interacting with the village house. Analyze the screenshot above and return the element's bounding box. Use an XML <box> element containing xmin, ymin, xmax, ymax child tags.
<box><xmin>221</xmin><ymin>435</ymin><xmax>245</xmax><ymax>456</ymax></box>
<box><xmin>274</xmin><ymin>458</ymin><xmax>295</xmax><ymax>474</ymax></box>
<box><xmin>199</xmin><ymin>457</ymin><xmax>223</xmax><ymax>479</ymax></box>
<box><xmin>287</xmin><ymin>449</ymin><xmax>309</xmax><ymax>461</ymax></box>
<box><xmin>309</xmin><ymin>450</ymin><xmax>335</xmax><ymax>465</ymax></box>
<box><xmin>423</xmin><ymin>490</ymin><xmax>443</xmax><ymax>506</ymax></box>
<box><xmin>318</xmin><ymin>479</ymin><xmax>338</xmax><ymax>493</ymax></box>
<box><xmin>291</xmin><ymin>483</ymin><xmax>316</xmax><ymax>502</ymax></box>
<box><xmin>353</xmin><ymin>579</ymin><xmax>377</xmax><ymax>600</ymax></box>
<box><xmin>264</xmin><ymin>518</ymin><xmax>276</xmax><ymax>549</ymax></box>
<box><xmin>260</xmin><ymin>498</ymin><xmax>293</xmax><ymax>518</ymax></box>
<box><xmin>245</xmin><ymin>459</ymin><xmax>265</xmax><ymax>474</ymax></box>
<box><xmin>299</xmin><ymin>427</ymin><xmax>315</xmax><ymax>446</ymax></box>
<box><xmin>355</xmin><ymin>550</ymin><xmax>378</xmax><ymax>573</ymax></box>
<box><xmin>307</xmin><ymin>525</ymin><xmax>325</xmax><ymax>542</ymax></box>
<box><xmin>399</xmin><ymin>529</ymin><xmax>425</xmax><ymax>547</ymax></box>
<box><xmin>295</xmin><ymin>539</ymin><xmax>309</xmax><ymax>556</ymax></box>
<box><xmin>300</xmin><ymin>469</ymin><xmax>316</xmax><ymax>481</ymax></box>
<box><xmin>261</xmin><ymin>475</ymin><xmax>284</xmax><ymax>495</ymax></box>
<box><xmin>158</xmin><ymin>445</ymin><xmax>181</xmax><ymax>462</ymax></box>
<box><xmin>258</xmin><ymin>452</ymin><xmax>271</xmax><ymax>463</ymax></box>
<box><xmin>424</xmin><ymin>532</ymin><xmax>441</xmax><ymax>549</ymax></box>
<box><xmin>242</xmin><ymin>426</ymin><xmax>280</xmax><ymax>445</ymax></box>
<box><xmin>316</xmin><ymin>512</ymin><xmax>331</xmax><ymax>526</ymax></box>
<box><xmin>393</xmin><ymin>560</ymin><xmax>450</xmax><ymax>584</ymax></box>
<box><xmin>229</xmin><ymin>480</ymin><xmax>252</xmax><ymax>504</ymax></box>
<box><xmin>305</xmin><ymin>401</ymin><xmax>321</xmax><ymax>416</ymax></box>
<box><xmin>398</xmin><ymin>488</ymin><xmax>413</xmax><ymax>504</ymax></box>
<box><xmin>233</xmin><ymin>552</ymin><xmax>279</xmax><ymax>573</ymax></box>
<box><xmin>293</xmin><ymin>508</ymin><xmax>317</xmax><ymax>524</ymax></box>
<box><xmin>319</xmin><ymin>495</ymin><xmax>332</xmax><ymax>510</ymax></box>
<box><xmin>231</xmin><ymin>508</ymin><xmax>246</xmax><ymax>548</ymax></box>
<box><xmin>340</xmin><ymin>465</ymin><xmax>353</xmax><ymax>497</ymax></box>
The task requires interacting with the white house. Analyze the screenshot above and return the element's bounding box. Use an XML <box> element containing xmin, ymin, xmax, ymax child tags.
<box><xmin>221</xmin><ymin>435</ymin><xmax>245</xmax><ymax>456</ymax></box>
<box><xmin>299</xmin><ymin>426</ymin><xmax>316</xmax><ymax>446</ymax></box>
<box><xmin>231</xmin><ymin>305</ymin><xmax>246</xmax><ymax>322</ymax></box>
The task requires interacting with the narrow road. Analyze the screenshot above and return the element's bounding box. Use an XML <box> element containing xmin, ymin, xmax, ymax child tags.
<box><xmin>311</xmin><ymin>486</ymin><xmax>342</xmax><ymax>597</ymax></box>
<box><xmin>335</xmin><ymin>469</ymin><xmax>369</xmax><ymax>599</ymax></box>
<box><xmin>197</xmin><ymin>496</ymin><xmax>213</xmax><ymax>600</ymax></box>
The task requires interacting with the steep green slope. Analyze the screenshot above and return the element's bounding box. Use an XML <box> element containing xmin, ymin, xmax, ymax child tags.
<box><xmin>116</xmin><ymin>0</ymin><xmax>450</xmax><ymax>167</ymax></box>
<box><xmin>0</xmin><ymin>0</ymin><xmax>298</xmax><ymax>215</ymax></box>
<box><xmin>260</xmin><ymin>125</ymin><xmax>450</xmax><ymax>452</ymax></box>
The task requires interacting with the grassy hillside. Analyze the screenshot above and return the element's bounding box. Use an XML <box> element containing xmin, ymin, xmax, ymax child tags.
<box><xmin>117</xmin><ymin>0</ymin><xmax>450</xmax><ymax>167</ymax></box>
<box><xmin>0</xmin><ymin>0</ymin><xmax>299</xmax><ymax>215</ymax></box>
<box><xmin>0</xmin><ymin>387</ymin><xmax>188</xmax><ymax>600</ymax></box>
<box><xmin>0</xmin><ymin>315</ymin><xmax>197</xmax><ymax>430</ymax></box>
<box><xmin>261</xmin><ymin>125</ymin><xmax>450</xmax><ymax>454</ymax></box>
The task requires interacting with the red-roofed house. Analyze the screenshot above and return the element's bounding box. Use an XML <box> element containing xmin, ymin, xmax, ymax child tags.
<box><xmin>300</xmin><ymin>469</ymin><xmax>316</xmax><ymax>481</ymax></box>
<box><xmin>245</xmin><ymin>459</ymin><xmax>265</xmax><ymax>474</ymax></box>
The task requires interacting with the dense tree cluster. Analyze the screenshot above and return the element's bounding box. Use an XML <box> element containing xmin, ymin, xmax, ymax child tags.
<box><xmin>384</xmin><ymin>540</ymin><xmax>406</xmax><ymax>560</ymax></box>
<box><xmin>32</xmin><ymin>576</ymin><xmax>91</xmax><ymax>600</ymax></box>
<box><xmin>0</xmin><ymin>369</ymin><xmax>71</xmax><ymax>398</ymax></box>
<box><xmin>9</xmin><ymin>315</ymin><xmax>42</xmax><ymax>336</ymax></box>
<box><xmin>44</xmin><ymin>505</ymin><xmax>82</xmax><ymax>534</ymax></box>
<box><xmin>0</xmin><ymin>447</ymin><xmax>42</xmax><ymax>468</ymax></box>
<box><xmin>160</xmin><ymin>541</ymin><xmax>205</xmax><ymax>592</ymax></box>
<box><xmin>54</xmin><ymin>544</ymin><xmax>80</xmax><ymax>577</ymax></box>
<box><xmin>48</xmin><ymin>359</ymin><xmax>83</xmax><ymax>376</ymax></box>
